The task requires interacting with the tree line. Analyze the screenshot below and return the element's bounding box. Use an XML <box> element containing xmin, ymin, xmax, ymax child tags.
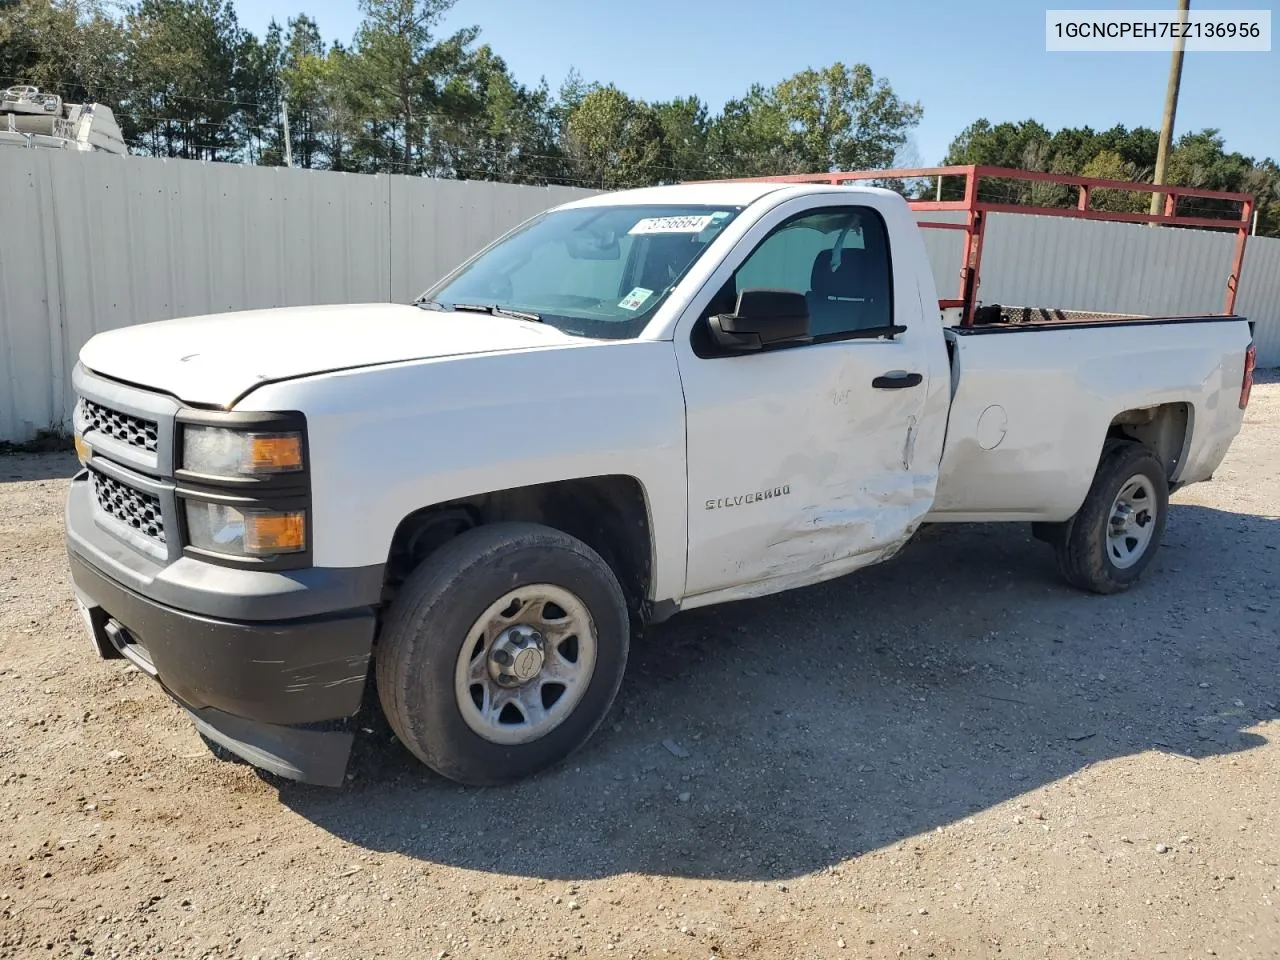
<box><xmin>1</xmin><ymin>0</ymin><xmax>1276</xmax><ymax>235</ymax></box>
<box><xmin>940</xmin><ymin>119</ymin><xmax>1279</xmax><ymax>235</ymax></box>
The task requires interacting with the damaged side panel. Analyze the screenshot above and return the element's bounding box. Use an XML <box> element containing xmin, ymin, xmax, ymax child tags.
<box><xmin>672</xmin><ymin>189</ymin><xmax>950</xmax><ymax>606</ymax></box>
<box><xmin>681</xmin><ymin>467</ymin><xmax>938</xmax><ymax>609</ymax></box>
<box><xmin>929</xmin><ymin>320</ymin><xmax>1251</xmax><ymax>523</ymax></box>
<box><xmin>678</xmin><ymin>331</ymin><xmax>946</xmax><ymax>602</ymax></box>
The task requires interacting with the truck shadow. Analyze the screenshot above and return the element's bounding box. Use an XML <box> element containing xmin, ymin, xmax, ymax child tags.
<box><xmin>1253</xmin><ymin>367</ymin><xmax>1280</xmax><ymax>386</ymax></box>
<box><xmin>279</xmin><ymin>501</ymin><xmax>1278</xmax><ymax>882</ymax></box>
<box><xmin>0</xmin><ymin>452</ymin><xmax>79</xmax><ymax>483</ymax></box>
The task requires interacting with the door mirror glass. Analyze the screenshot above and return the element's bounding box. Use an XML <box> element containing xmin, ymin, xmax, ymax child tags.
<box><xmin>709</xmin><ymin>289</ymin><xmax>812</xmax><ymax>352</ymax></box>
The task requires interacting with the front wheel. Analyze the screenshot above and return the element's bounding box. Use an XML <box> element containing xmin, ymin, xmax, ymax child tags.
<box><xmin>375</xmin><ymin>522</ymin><xmax>630</xmax><ymax>786</ymax></box>
<box><xmin>1050</xmin><ymin>439</ymin><xmax>1170</xmax><ymax>594</ymax></box>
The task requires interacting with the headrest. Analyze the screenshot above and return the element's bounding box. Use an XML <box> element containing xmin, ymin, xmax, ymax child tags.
<box><xmin>809</xmin><ymin>247</ymin><xmax>872</xmax><ymax>298</ymax></box>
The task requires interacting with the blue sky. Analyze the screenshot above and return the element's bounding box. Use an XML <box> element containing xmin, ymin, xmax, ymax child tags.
<box><xmin>239</xmin><ymin>0</ymin><xmax>1279</xmax><ymax>165</ymax></box>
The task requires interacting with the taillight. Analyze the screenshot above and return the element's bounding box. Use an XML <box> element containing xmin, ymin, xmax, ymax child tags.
<box><xmin>1239</xmin><ymin>342</ymin><xmax>1256</xmax><ymax>410</ymax></box>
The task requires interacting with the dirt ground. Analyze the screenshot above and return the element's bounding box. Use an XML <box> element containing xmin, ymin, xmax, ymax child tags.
<box><xmin>2</xmin><ymin>376</ymin><xmax>1278</xmax><ymax>960</ymax></box>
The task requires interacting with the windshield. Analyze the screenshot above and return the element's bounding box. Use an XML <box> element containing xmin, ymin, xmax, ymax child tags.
<box><xmin>420</xmin><ymin>204</ymin><xmax>743</xmax><ymax>339</ymax></box>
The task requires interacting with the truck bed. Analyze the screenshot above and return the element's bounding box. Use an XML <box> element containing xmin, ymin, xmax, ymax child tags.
<box><xmin>927</xmin><ymin>314</ymin><xmax>1253</xmax><ymax>524</ymax></box>
<box><xmin>959</xmin><ymin>306</ymin><xmax>1242</xmax><ymax>332</ymax></box>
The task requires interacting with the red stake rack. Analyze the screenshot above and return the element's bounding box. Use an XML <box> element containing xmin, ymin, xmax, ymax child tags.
<box><xmin>705</xmin><ymin>165</ymin><xmax>1254</xmax><ymax>327</ymax></box>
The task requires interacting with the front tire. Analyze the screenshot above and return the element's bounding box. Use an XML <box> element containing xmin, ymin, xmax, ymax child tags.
<box><xmin>1052</xmin><ymin>439</ymin><xmax>1169</xmax><ymax>594</ymax></box>
<box><xmin>375</xmin><ymin>522</ymin><xmax>629</xmax><ymax>786</ymax></box>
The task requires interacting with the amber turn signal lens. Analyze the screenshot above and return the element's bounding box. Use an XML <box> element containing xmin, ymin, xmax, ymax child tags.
<box><xmin>183</xmin><ymin>426</ymin><xmax>305</xmax><ymax>477</ymax></box>
<box><xmin>243</xmin><ymin>511</ymin><xmax>306</xmax><ymax>554</ymax></box>
<box><xmin>245</xmin><ymin>434</ymin><xmax>304</xmax><ymax>472</ymax></box>
<box><xmin>73</xmin><ymin>434</ymin><xmax>92</xmax><ymax>465</ymax></box>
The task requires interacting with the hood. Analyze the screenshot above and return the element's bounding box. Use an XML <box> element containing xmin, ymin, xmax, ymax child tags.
<box><xmin>78</xmin><ymin>302</ymin><xmax>579</xmax><ymax>407</ymax></box>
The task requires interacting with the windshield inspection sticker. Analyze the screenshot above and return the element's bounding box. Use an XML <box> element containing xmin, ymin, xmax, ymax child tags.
<box><xmin>628</xmin><ymin>215</ymin><xmax>716</xmax><ymax>235</ymax></box>
<box><xmin>618</xmin><ymin>287</ymin><xmax>653</xmax><ymax>311</ymax></box>
<box><xmin>697</xmin><ymin>211</ymin><xmax>732</xmax><ymax>239</ymax></box>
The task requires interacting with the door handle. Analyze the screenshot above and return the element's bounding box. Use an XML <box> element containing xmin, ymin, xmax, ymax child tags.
<box><xmin>872</xmin><ymin>371</ymin><xmax>923</xmax><ymax>389</ymax></box>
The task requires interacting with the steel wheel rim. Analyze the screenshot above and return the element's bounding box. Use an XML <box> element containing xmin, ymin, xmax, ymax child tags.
<box><xmin>1107</xmin><ymin>473</ymin><xmax>1158</xmax><ymax>569</ymax></box>
<box><xmin>453</xmin><ymin>583</ymin><xmax>597</xmax><ymax>745</ymax></box>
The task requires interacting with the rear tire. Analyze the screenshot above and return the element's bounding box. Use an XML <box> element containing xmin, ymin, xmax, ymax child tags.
<box><xmin>375</xmin><ymin>522</ymin><xmax>629</xmax><ymax>786</ymax></box>
<box><xmin>1051</xmin><ymin>439</ymin><xmax>1169</xmax><ymax>594</ymax></box>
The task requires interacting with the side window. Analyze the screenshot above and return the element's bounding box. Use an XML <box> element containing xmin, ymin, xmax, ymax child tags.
<box><xmin>716</xmin><ymin>207</ymin><xmax>893</xmax><ymax>339</ymax></box>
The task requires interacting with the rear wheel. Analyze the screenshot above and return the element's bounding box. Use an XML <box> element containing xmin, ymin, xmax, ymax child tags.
<box><xmin>1049</xmin><ymin>439</ymin><xmax>1169</xmax><ymax>594</ymax></box>
<box><xmin>375</xmin><ymin>522</ymin><xmax>629</xmax><ymax>786</ymax></box>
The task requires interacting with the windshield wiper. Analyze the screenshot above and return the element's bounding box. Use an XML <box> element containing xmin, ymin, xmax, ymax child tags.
<box><xmin>451</xmin><ymin>302</ymin><xmax>543</xmax><ymax>323</ymax></box>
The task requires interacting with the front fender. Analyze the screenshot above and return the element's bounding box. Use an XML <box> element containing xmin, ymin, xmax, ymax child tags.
<box><xmin>235</xmin><ymin>341</ymin><xmax>690</xmax><ymax>606</ymax></box>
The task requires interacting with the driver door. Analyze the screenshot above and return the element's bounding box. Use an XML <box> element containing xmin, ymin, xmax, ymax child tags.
<box><xmin>676</xmin><ymin>197</ymin><xmax>941</xmax><ymax>604</ymax></box>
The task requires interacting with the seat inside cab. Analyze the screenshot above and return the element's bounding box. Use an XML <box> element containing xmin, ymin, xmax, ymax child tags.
<box><xmin>702</xmin><ymin>209</ymin><xmax>893</xmax><ymax>337</ymax></box>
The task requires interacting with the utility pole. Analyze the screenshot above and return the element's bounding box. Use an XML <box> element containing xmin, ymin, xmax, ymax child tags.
<box><xmin>280</xmin><ymin>97</ymin><xmax>293</xmax><ymax>169</ymax></box>
<box><xmin>1150</xmin><ymin>0</ymin><xmax>1190</xmax><ymax>217</ymax></box>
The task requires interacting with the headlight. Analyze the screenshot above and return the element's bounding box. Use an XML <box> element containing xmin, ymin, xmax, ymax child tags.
<box><xmin>185</xmin><ymin>501</ymin><xmax>306</xmax><ymax>557</ymax></box>
<box><xmin>182</xmin><ymin>426</ymin><xmax>304</xmax><ymax>477</ymax></box>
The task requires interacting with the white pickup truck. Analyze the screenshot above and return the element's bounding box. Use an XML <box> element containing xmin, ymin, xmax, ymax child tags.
<box><xmin>65</xmin><ymin>177</ymin><xmax>1258</xmax><ymax>787</ymax></box>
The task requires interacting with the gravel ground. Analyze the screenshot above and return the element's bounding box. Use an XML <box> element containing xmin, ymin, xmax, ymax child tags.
<box><xmin>2</xmin><ymin>374</ymin><xmax>1278</xmax><ymax>960</ymax></box>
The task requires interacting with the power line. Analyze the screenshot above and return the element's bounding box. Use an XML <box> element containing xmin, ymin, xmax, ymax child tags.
<box><xmin>117</xmin><ymin>136</ymin><xmax>612</xmax><ymax>187</ymax></box>
<box><xmin>0</xmin><ymin>70</ymin><xmax>852</xmax><ymax>176</ymax></box>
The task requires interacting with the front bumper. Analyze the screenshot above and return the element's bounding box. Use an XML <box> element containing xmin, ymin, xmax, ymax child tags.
<box><xmin>67</xmin><ymin>473</ymin><xmax>381</xmax><ymax>786</ymax></box>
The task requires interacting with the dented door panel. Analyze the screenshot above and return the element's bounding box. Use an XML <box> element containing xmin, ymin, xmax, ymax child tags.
<box><xmin>680</xmin><ymin>339</ymin><xmax>934</xmax><ymax>600</ymax></box>
<box><xmin>673</xmin><ymin>191</ymin><xmax>951</xmax><ymax>605</ymax></box>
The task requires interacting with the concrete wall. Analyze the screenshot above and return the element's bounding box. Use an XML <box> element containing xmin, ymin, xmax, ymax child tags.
<box><xmin>2</xmin><ymin>148</ymin><xmax>1277</xmax><ymax>442</ymax></box>
<box><xmin>0</xmin><ymin>149</ymin><xmax>596</xmax><ymax>441</ymax></box>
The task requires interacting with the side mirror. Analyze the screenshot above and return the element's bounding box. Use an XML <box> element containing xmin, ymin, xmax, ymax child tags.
<box><xmin>708</xmin><ymin>289</ymin><xmax>812</xmax><ymax>352</ymax></box>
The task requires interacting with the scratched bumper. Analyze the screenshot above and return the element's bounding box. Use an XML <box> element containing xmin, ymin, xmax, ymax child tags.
<box><xmin>66</xmin><ymin>510</ymin><xmax>377</xmax><ymax>787</ymax></box>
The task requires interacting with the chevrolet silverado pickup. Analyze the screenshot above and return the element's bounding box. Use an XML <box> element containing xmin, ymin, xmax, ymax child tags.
<box><xmin>65</xmin><ymin>176</ymin><xmax>1258</xmax><ymax>787</ymax></box>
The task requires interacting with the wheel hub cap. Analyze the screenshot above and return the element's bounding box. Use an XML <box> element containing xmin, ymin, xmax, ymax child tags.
<box><xmin>1106</xmin><ymin>473</ymin><xmax>1158</xmax><ymax>569</ymax></box>
<box><xmin>454</xmin><ymin>584</ymin><xmax>599</xmax><ymax>746</ymax></box>
<box><xmin>489</xmin><ymin>625</ymin><xmax>545</xmax><ymax>687</ymax></box>
<box><xmin>1111</xmin><ymin>502</ymin><xmax>1136</xmax><ymax>532</ymax></box>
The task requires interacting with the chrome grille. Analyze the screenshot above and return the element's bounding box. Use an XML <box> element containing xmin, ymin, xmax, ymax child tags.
<box><xmin>81</xmin><ymin>399</ymin><xmax>158</xmax><ymax>453</ymax></box>
<box><xmin>91</xmin><ymin>470</ymin><xmax>166</xmax><ymax>544</ymax></box>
